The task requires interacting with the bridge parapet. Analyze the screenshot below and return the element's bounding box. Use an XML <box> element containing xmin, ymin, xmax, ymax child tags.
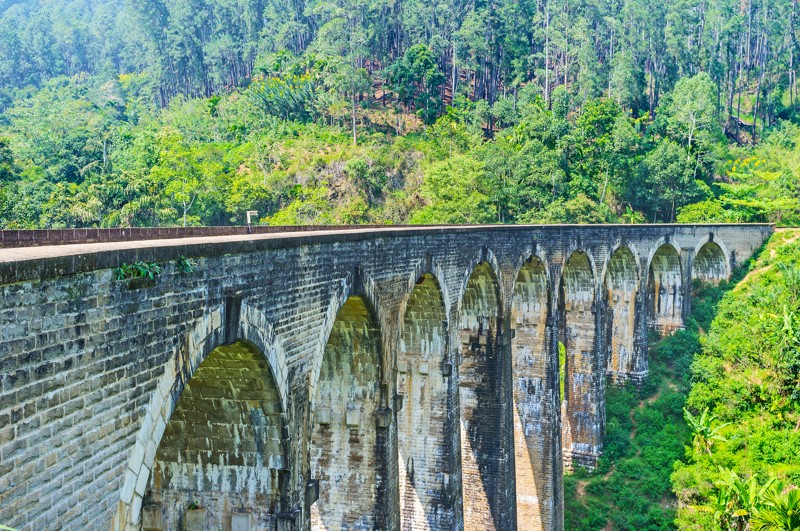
<box><xmin>0</xmin><ymin>224</ymin><xmax>772</xmax><ymax>531</ymax></box>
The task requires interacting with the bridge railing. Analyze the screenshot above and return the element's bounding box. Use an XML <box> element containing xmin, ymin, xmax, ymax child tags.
<box><xmin>0</xmin><ymin>225</ymin><xmax>391</xmax><ymax>248</ymax></box>
<box><xmin>0</xmin><ymin>223</ymin><xmax>775</xmax><ymax>248</ymax></box>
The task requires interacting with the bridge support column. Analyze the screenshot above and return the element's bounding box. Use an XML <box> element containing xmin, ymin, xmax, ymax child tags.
<box><xmin>680</xmin><ymin>249</ymin><xmax>695</xmax><ymax>323</ymax></box>
<box><xmin>628</xmin><ymin>287</ymin><xmax>650</xmax><ymax>386</ymax></box>
<box><xmin>544</xmin><ymin>315</ymin><xmax>565</xmax><ymax>530</ymax></box>
<box><xmin>558</xmin><ymin>252</ymin><xmax>604</xmax><ymax>471</ymax></box>
<box><xmin>511</xmin><ymin>256</ymin><xmax>561</xmax><ymax>530</ymax></box>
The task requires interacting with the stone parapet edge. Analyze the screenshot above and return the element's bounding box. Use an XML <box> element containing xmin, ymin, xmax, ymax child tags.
<box><xmin>0</xmin><ymin>223</ymin><xmax>773</xmax><ymax>285</ymax></box>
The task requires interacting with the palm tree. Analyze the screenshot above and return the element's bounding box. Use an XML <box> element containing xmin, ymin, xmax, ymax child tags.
<box><xmin>684</xmin><ymin>407</ymin><xmax>729</xmax><ymax>456</ymax></box>
<box><xmin>751</xmin><ymin>481</ymin><xmax>800</xmax><ymax>530</ymax></box>
<box><xmin>720</xmin><ymin>468</ymin><xmax>776</xmax><ymax>530</ymax></box>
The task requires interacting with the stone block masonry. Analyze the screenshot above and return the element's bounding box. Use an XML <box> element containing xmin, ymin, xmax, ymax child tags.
<box><xmin>0</xmin><ymin>224</ymin><xmax>771</xmax><ymax>531</ymax></box>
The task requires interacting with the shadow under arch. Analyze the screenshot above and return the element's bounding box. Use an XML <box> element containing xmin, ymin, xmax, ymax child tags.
<box><xmin>309</xmin><ymin>294</ymin><xmax>383</xmax><ymax>531</ymax></box>
<box><xmin>557</xmin><ymin>250</ymin><xmax>603</xmax><ymax>470</ymax></box>
<box><xmin>693</xmin><ymin>240</ymin><xmax>729</xmax><ymax>284</ymax></box>
<box><xmin>112</xmin><ymin>303</ymin><xmax>290</xmax><ymax>531</ymax></box>
<box><xmin>647</xmin><ymin>243</ymin><xmax>684</xmax><ymax>335</ymax></box>
<box><xmin>511</xmin><ymin>254</ymin><xmax>551</xmax><ymax>530</ymax></box>
<box><xmin>397</xmin><ymin>272</ymin><xmax>451</xmax><ymax>530</ymax></box>
<box><xmin>602</xmin><ymin>245</ymin><xmax>642</xmax><ymax>383</ymax></box>
<box><xmin>458</xmin><ymin>260</ymin><xmax>504</xmax><ymax>531</ymax></box>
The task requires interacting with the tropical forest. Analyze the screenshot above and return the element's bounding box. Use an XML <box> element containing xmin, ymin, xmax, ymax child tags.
<box><xmin>0</xmin><ymin>0</ymin><xmax>799</xmax><ymax>529</ymax></box>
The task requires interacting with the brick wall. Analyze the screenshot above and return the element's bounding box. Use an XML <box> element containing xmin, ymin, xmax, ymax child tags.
<box><xmin>511</xmin><ymin>257</ymin><xmax>551</xmax><ymax>530</ymax></box>
<box><xmin>559</xmin><ymin>252</ymin><xmax>603</xmax><ymax>470</ymax></box>
<box><xmin>149</xmin><ymin>341</ymin><xmax>285</xmax><ymax>530</ymax></box>
<box><xmin>604</xmin><ymin>247</ymin><xmax>640</xmax><ymax>383</ymax></box>
<box><xmin>458</xmin><ymin>262</ymin><xmax>504</xmax><ymax>531</ymax></box>
<box><xmin>309</xmin><ymin>296</ymin><xmax>382</xmax><ymax>530</ymax></box>
<box><xmin>648</xmin><ymin>244</ymin><xmax>685</xmax><ymax>335</ymax></box>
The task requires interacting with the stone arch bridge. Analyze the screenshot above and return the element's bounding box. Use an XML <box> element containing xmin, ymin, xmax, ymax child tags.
<box><xmin>0</xmin><ymin>224</ymin><xmax>771</xmax><ymax>531</ymax></box>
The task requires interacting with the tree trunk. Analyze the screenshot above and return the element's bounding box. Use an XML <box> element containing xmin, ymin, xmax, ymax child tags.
<box><xmin>352</xmin><ymin>90</ymin><xmax>358</xmax><ymax>145</ymax></box>
<box><xmin>545</xmin><ymin>5</ymin><xmax>550</xmax><ymax>106</ymax></box>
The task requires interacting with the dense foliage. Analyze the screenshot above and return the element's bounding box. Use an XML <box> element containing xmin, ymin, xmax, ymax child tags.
<box><xmin>2</xmin><ymin>0</ymin><xmax>799</xmax><ymax>130</ymax></box>
<box><xmin>1</xmin><ymin>0</ymin><xmax>800</xmax><ymax>228</ymax></box>
<box><xmin>2</xmin><ymin>69</ymin><xmax>800</xmax><ymax>228</ymax></box>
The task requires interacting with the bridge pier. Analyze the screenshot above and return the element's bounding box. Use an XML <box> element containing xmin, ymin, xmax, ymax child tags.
<box><xmin>510</xmin><ymin>252</ymin><xmax>563</xmax><ymax>531</ymax></box>
<box><xmin>558</xmin><ymin>251</ymin><xmax>605</xmax><ymax>471</ymax></box>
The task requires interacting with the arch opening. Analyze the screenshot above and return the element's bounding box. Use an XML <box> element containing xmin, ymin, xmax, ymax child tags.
<box><xmin>648</xmin><ymin>244</ymin><xmax>684</xmax><ymax>335</ymax></box>
<box><xmin>693</xmin><ymin>241</ymin><xmax>728</xmax><ymax>284</ymax></box>
<box><xmin>143</xmin><ymin>340</ymin><xmax>287</xmax><ymax>529</ymax></box>
<box><xmin>458</xmin><ymin>262</ymin><xmax>503</xmax><ymax>531</ymax></box>
<box><xmin>603</xmin><ymin>247</ymin><xmax>641</xmax><ymax>383</ymax></box>
<box><xmin>511</xmin><ymin>257</ymin><xmax>550</xmax><ymax>530</ymax></box>
<box><xmin>310</xmin><ymin>296</ymin><xmax>382</xmax><ymax>530</ymax></box>
<box><xmin>397</xmin><ymin>274</ymin><xmax>450</xmax><ymax>530</ymax></box>
<box><xmin>558</xmin><ymin>251</ymin><xmax>602</xmax><ymax>470</ymax></box>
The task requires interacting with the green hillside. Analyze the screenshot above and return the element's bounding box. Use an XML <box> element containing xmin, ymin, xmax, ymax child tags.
<box><xmin>1</xmin><ymin>0</ymin><xmax>800</xmax><ymax>228</ymax></box>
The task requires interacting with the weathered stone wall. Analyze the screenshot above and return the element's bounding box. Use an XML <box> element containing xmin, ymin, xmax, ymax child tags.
<box><xmin>604</xmin><ymin>247</ymin><xmax>640</xmax><ymax>383</ymax></box>
<box><xmin>648</xmin><ymin>244</ymin><xmax>685</xmax><ymax>335</ymax></box>
<box><xmin>511</xmin><ymin>257</ymin><xmax>551</xmax><ymax>530</ymax></box>
<box><xmin>458</xmin><ymin>262</ymin><xmax>505</xmax><ymax>531</ymax></box>
<box><xmin>558</xmin><ymin>252</ymin><xmax>602</xmax><ymax>470</ymax></box>
<box><xmin>693</xmin><ymin>241</ymin><xmax>729</xmax><ymax>283</ymax></box>
<box><xmin>0</xmin><ymin>224</ymin><xmax>772</xmax><ymax>531</ymax></box>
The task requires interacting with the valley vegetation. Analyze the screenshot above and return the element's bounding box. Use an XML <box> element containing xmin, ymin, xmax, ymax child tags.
<box><xmin>565</xmin><ymin>230</ymin><xmax>800</xmax><ymax>530</ymax></box>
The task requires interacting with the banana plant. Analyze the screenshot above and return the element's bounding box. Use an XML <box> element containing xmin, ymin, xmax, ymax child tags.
<box><xmin>684</xmin><ymin>406</ymin><xmax>729</xmax><ymax>457</ymax></box>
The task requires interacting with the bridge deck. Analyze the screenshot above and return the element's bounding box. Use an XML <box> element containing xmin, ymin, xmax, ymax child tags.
<box><xmin>0</xmin><ymin>223</ymin><xmax>773</xmax><ymax>276</ymax></box>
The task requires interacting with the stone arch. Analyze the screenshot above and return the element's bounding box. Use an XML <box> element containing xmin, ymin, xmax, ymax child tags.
<box><xmin>558</xmin><ymin>251</ymin><xmax>602</xmax><ymax>469</ymax></box>
<box><xmin>309</xmin><ymin>270</ymin><xmax>384</xmax><ymax>418</ymax></box>
<box><xmin>146</xmin><ymin>340</ymin><xmax>287</xmax><ymax>529</ymax></box>
<box><xmin>397</xmin><ymin>273</ymin><xmax>451</xmax><ymax>530</ymax></box>
<box><xmin>309</xmin><ymin>295</ymin><xmax>383</xmax><ymax>531</ymax></box>
<box><xmin>511</xmin><ymin>255</ymin><xmax>550</xmax><ymax>530</ymax></box>
<box><xmin>647</xmin><ymin>243</ymin><xmax>684</xmax><ymax>335</ymax></box>
<box><xmin>397</xmin><ymin>256</ymin><xmax>452</xmax><ymax>324</ymax></box>
<box><xmin>693</xmin><ymin>240</ymin><xmax>729</xmax><ymax>284</ymax></box>
<box><xmin>458</xmin><ymin>261</ymin><xmax>504</xmax><ymax>531</ymax></box>
<box><xmin>602</xmin><ymin>246</ymin><xmax>641</xmax><ymax>382</ymax></box>
<box><xmin>455</xmin><ymin>248</ymin><xmax>504</xmax><ymax>321</ymax></box>
<box><xmin>112</xmin><ymin>304</ymin><xmax>290</xmax><ymax>531</ymax></box>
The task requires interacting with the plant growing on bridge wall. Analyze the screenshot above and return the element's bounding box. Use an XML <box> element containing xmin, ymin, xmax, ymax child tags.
<box><xmin>114</xmin><ymin>261</ymin><xmax>163</xmax><ymax>282</ymax></box>
<box><xmin>176</xmin><ymin>255</ymin><xmax>195</xmax><ymax>274</ymax></box>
